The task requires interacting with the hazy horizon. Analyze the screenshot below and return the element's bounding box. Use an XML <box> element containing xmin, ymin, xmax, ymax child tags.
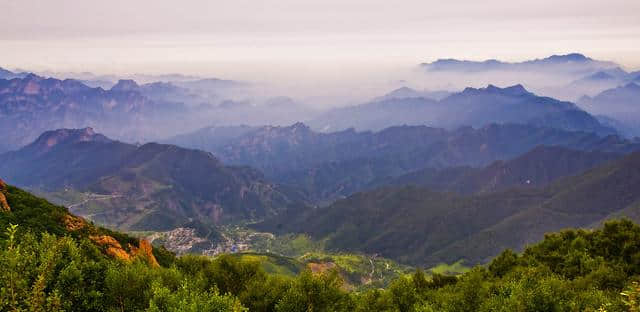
<box><xmin>3</xmin><ymin>0</ymin><xmax>640</xmax><ymax>75</ymax></box>
<box><xmin>2</xmin><ymin>0</ymin><xmax>640</xmax><ymax>107</ymax></box>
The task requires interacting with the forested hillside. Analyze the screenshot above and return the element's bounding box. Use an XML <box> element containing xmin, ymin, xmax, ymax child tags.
<box><xmin>1</xmin><ymin>181</ymin><xmax>639</xmax><ymax>311</ymax></box>
<box><xmin>0</xmin><ymin>128</ymin><xmax>302</xmax><ymax>230</ymax></box>
<box><xmin>257</xmin><ymin>151</ymin><xmax>640</xmax><ymax>266</ymax></box>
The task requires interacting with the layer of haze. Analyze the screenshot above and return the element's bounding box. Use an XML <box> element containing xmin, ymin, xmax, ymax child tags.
<box><xmin>2</xmin><ymin>0</ymin><xmax>640</xmax><ymax>105</ymax></box>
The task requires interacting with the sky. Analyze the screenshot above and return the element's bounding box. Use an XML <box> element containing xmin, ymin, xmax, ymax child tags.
<box><xmin>1</xmin><ymin>0</ymin><xmax>640</xmax><ymax>84</ymax></box>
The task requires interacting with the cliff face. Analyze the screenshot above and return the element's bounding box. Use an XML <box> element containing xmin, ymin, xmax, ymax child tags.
<box><xmin>63</xmin><ymin>207</ymin><xmax>159</xmax><ymax>266</ymax></box>
<box><xmin>89</xmin><ymin>235</ymin><xmax>159</xmax><ymax>267</ymax></box>
<box><xmin>130</xmin><ymin>239</ymin><xmax>160</xmax><ymax>267</ymax></box>
<box><xmin>0</xmin><ymin>178</ymin><xmax>10</xmax><ymax>212</ymax></box>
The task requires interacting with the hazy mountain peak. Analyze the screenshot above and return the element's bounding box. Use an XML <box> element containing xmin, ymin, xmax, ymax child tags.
<box><xmin>585</xmin><ymin>71</ymin><xmax>615</xmax><ymax>81</ymax></box>
<box><xmin>421</xmin><ymin>53</ymin><xmax>617</xmax><ymax>74</ymax></box>
<box><xmin>502</xmin><ymin>84</ymin><xmax>530</xmax><ymax>95</ymax></box>
<box><xmin>374</xmin><ymin>87</ymin><xmax>451</xmax><ymax>102</ymax></box>
<box><xmin>382</xmin><ymin>86</ymin><xmax>420</xmax><ymax>97</ymax></box>
<box><xmin>110</xmin><ymin>79</ymin><xmax>140</xmax><ymax>92</ymax></box>
<box><xmin>625</xmin><ymin>82</ymin><xmax>640</xmax><ymax>90</ymax></box>
<box><xmin>23</xmin><ymin>73</ymin><xmax>42</xmax><ymax>81</ymax></box>
<box><xmin>464</xmin><ymin>84</ymin><xmax>531</xmax><ymax>96</ymax></box>
<box><xmin>290</xmin><ymin>121</ymin><xmax>311</xmax><ymax>131</ymax></box>
<box><xmin>544</xmin><ymin>53</ymin><xmax>590</xmax><ymax>63</ymax></box>
<box><xmin>29</xmin><ymin>127</ymin><xmax>112</xmax><ymax>152</ymax></box>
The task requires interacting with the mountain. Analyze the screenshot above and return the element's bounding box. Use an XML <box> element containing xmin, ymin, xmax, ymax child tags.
<box><xmin>368</xmin><ymin>145</ymin><xmax>621</xmax><ymax>194</ymax></box>
<box><xmin>309</xmin><ymin>84</ymin><xmax>615</xmax><ymax>135</ymax></box>
<box><xmin>256</xmin><ymin>150</ymin><xmax>640</xmax><ymax>266</ymax></box>
<box><xmin>0</xmin><ymin>74</ymin><xmax>187</xmax><ymax>153</ymax></box>
<box><xmin>139</xmin><ymin>81</ymin><xmax>206</xmax><ymax>107</ymax></box>
<box><xmin>579</xmin><ymin>83</ymin><xmax>640</xmax><ymax>137</ymax></box>
<box><xmin>373</xmin><ymin>87</ymin><xmax>452</xmax><ymax>101</ymax></box>
<box><xmin>0</xmin><ymin>67</ymin><xmax>28</xmax><ymax>79</ymax></box>
<box><xmin>547</xmin><ymin>67</ymin><xmax>633</xmax><ymax>101</ymax></box>
<box><xmin>583</xmin><ymin>71</ymin><xmax>616</xmax><ymax>81</ymax></box>
<box><xmin>0</xmin><ymin>128</ymin><xmax>300</xmax><ymax>230</ymax></box>
<box><xmin>420</xmin><ymin>53</ymin><xmax>618</xmax><ymax>74</ymax></box>
<box><xmin>163</xmin><ymin>125</ymin><xmax>258</xmax><ymax>152</ymax></box>
<box><xmin>174</xmin><ymin>77</ymin><xmax>244</xmax><ymax>91</ymax></box>
<box><xmin>183</xmin><ymin>122</ymin><xmax>638</xmax><ymax>202</ymax></box>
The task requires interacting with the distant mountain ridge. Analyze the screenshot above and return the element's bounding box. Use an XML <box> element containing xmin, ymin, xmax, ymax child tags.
<box><xmin>0</xmin><ymin>74</ymin><xmax>187</xmax><ymax>153</ymax></box>
<box><xmin>309</xmin><ymin>84</ymin><xmax>615</xmax><ymax>135</ymax></box>
<box><xmin>0</xmin><ymin>66</ymin><xmax>28</xmax><ymax>79</ymax></box>
<box><xmin>169</xmin><ymin>122</ymin><xmax>639</xmax><ymax>202</ymax></box>
<box><xmin>0</xmin><ymin>128</ymin><xmax>300</xmax><ymax>230</ymax></box>
<box><xmin>579</xmin><ymin>83</ymin><xmax>640</xmax><ymax>137</ymax></box>
<box><xmin>421</xmin><ymin>53</ymin><xmax>618</xmax><ymax>74</ymax></box>
<box><xmin>372</xmin><ymin>87</ymin><xmax>452</xmax><ymax>101</ymax></box>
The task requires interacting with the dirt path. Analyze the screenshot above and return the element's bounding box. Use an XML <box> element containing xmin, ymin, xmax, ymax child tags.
<box><xmin>368</xmin><ymin>254</ymin><xmax>378</xmax><ymax>281</ymax></box>
<box><xmin>67</xmin><ymin>194</ymin><xmax>123</xmax><ymax>209</ymax></box>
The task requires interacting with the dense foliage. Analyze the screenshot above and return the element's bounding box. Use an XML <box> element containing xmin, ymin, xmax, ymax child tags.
<box><xmin>2</xmin><ymin>216</ymin><xmax>640</xmax><ymax>311</ymax></box>
<box><xmin>2</xmin><ymin>184</ymin><xmax>640</xmax><ymax>311</ymax></box>
<box><xmin>258</xmin><ymin>150</ymin><xmax>640</xmax><ymax>267</ymax></box>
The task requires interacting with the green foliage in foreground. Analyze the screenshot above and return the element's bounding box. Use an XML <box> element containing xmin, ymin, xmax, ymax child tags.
<box><xmin>1</xmin><ymin>219</ymin><xmax>640</xmax><ymax>311</ymax></box>
<box><xmin>1</xmin><ymin>184</ymin><xmax>640</xmax><ymax>311</ymax></box>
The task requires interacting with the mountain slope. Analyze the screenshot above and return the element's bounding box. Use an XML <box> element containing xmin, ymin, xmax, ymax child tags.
<box><xmin>255</xmin><ymin>151</ymin><xmax>640</xmax><ymax>266</ymax></box>
<box><xmin>163</xmin><ymin>125</ymin><xmax>259</xmax><ymax>152</ymax></box>
<box><xmin>202</xmin><ymin>122</ymin><xmax>638</xmax><ymax>202</ymax></box>
<box><xmin>372</xmin><ymin>145</ymin><xmax>621</xmax><ymax>194</ymax></box>
<box><xmin>0</xmin><ymin>179</ymin><xmax>162</xmax><ymax>266</ymax></box>
<box><xmin>0</xmin><ymin>128</ymin><xmax>299</xmax><ymax>230</ymax></box>
<box><xmin>579</xmin><ymin>83</ymin><xmax>640</xmax><ymax>137</ymax></box>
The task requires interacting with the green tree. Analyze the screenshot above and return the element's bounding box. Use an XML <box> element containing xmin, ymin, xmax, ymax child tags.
<box><xmin>275</xmin><ymin>270</ymin><xmax>353</xmax><ymax>312</ymax></box>
<box><xmin>147</xmin><ymin>281</ymin><xmax>246</xmax><ymax>312</ymax></box>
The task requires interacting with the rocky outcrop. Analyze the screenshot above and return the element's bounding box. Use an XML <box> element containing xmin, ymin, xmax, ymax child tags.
<box><xmin>90</xmin><ymin>235</ymin><xmax>131</xmax><ymax>261</ymax></box>
<box><xmin>63</xmin><ymin>214</ymin><xmax>87</xmax><ymax>231</ymax></box>
<box><xmin>129</xmin><ymin>239</ymin><xmax>160</xmax><ymax>267</ymax></box>
<box><xmin>89</xmin><ymin>234</ymin><xmax>159</xmax><ymax>267</ymax></box>
<box><xmin>0</xmin><ymin>178</ymin><xmax>10</xmax><ymax>212</ymax></box>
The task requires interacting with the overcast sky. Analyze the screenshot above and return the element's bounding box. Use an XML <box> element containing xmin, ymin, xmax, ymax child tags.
<box><xmin>2</xmin><ymin>0</ymin><xmax>640</xmax><ymax>78</ymax></box>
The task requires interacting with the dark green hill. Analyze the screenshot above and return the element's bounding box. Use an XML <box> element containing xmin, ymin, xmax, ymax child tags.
<box><xmin>197</xmin><ymin>122</ymin><xmax>639</xmax><ymax>202</ymax></box>
<box><xmin>0</xmin><ymin>179</ymin><xmax>168</xmax><ymax>266</ymax></box>
<box><xmin>0</xmin><ymin>128</ymin><xmax>300</xmax><ymax>230</ymax></box>
<box><xmin>256</xmin><ymin>151</ymin><xmax>640</xmax><ymax>266</ymax></box>
<box><xmin>370</xmin><ymin>145</ymin><xmax>621</xmax><ymax>194</ymax></box>
<box><xmin>3</xmin><ymin>175</ymin><xmax>640</xmax><ymax>311</ymax></box>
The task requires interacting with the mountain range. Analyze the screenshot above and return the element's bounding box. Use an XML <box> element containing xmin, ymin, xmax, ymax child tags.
<box><xmin>256</xmin><ymin>149</ymin><xmax>640</xmax><ymax>266</ymax></box>
<box><xmin>0</xmin><ymin>73</ymin><xmax>325</xmax><ymax>155</ymax></box>
<box><xmin>308</xmin><ymin>84</ymin><xmax>615</xmax><ymax>134</ymax></box>
<box><xmin>0</xmin><ymin>128</ymin><xmax>300</xmax><ymax>230</ymax></box>
<box><xmin>579</xmin><ymin>83</ymin><xmax>640</xmax><ymax>137</ymax></box>
<box><xmin>170</xmin><ymin>122</ymin><xmax>639</xmax><ymax>202</ymax></box>
<box><xmin>0</xmin><ymin>67</ymin><xmax>28</xmax><ymax>79</ymax></box>
<box><xmin>2</xmin><ymin>53</ymin><xmax>639</xmax><ymax>270</ymax></box>
<box><xmin>367</xmin><ymin>145</ymin><xmax>622</xmax><ymax>194</ymax></box>
<box><xmin>420</xmin><ymin>53</ymin><xmax>618</xmax><ymax>74</ymax></box>
<box><xmin>0</xmin><ymin>74</ymin><xmax>189</xmax><ymax>153</ymax></box>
